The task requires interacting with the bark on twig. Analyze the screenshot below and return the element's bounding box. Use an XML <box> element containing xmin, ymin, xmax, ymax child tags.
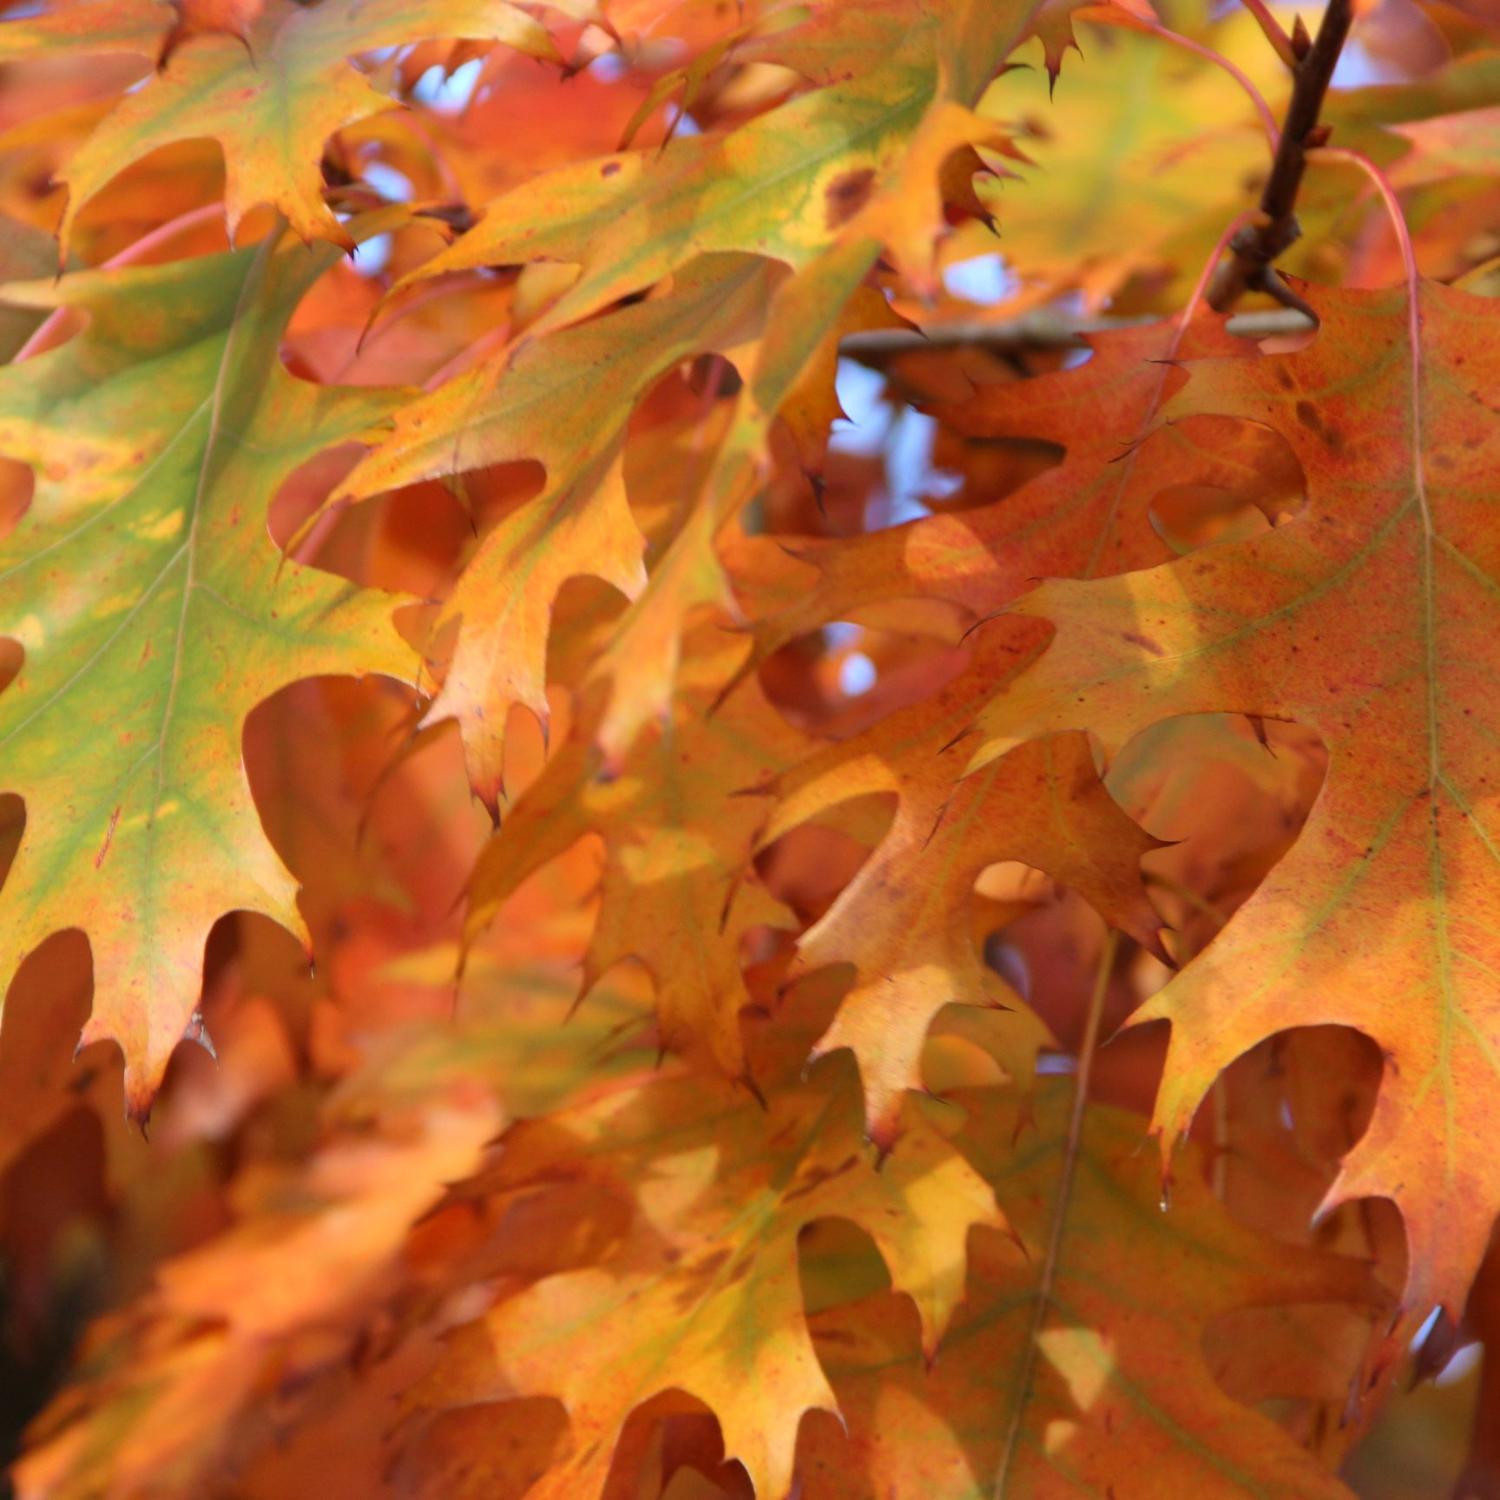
<box><xmin>1206</xmin><ymin>0</ymin><xmax>1355</xmax><ymax>314</ymax></box>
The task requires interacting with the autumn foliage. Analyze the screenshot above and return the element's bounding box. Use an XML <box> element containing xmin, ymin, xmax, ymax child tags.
<box><xmin>5</xmin><ymin>0</ymin><xmax>1500</xmax><ymax>1494</ymax></box>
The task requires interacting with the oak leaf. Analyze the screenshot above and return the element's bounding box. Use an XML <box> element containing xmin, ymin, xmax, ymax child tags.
<box><xmin>409</xmin><ymin>1052</ymin><xmax>1002</xmax><ymax>1500</ymax></box>
<box><xmin>10</xmin><ymin>823</ymin><xmax>662</xmax><ymax>1499</ymax></box>
<box><xmin>337</xmin><ymin>254</ymin><xmax>777</xmax><ymax>803</ymax></box>
<box><xmin>1388</xmin><ymin>105</ymin><xmax>1500</xmax><ymax>190</ymax></box>
<box><xmin>333</xmin><ymin>0</ymin><xmax>1052</xmax><ymax>776</ymax></box>
<box><xmin>1024</xmin><ymin>0</ymin><xmax>1159</xmax><ymax>88</ymax></box>
<box><xmin>581</xmin><ymin>239</ymin><xmax>897</xmax><ymax>765</ymax></box>
<box><xmin>732</xmin><ymin>315</ymin><xmax>1289</xmax><ymax>676</ymax></box>
<box><xmin>10</xmin><ymin>0</ymin><xmax>590</xmax><ymax>250</ymax></box>
<box><xmin>12</xmin><ymin>1027</ymin><xmax>501</xmax><ymax>1500</ymax></box>
<box><xmin>967</xmin><ymin>11</ymin><xmax>1285</xmax><ymax>310</ymax></box>
<box><xmin>767</xmin><ymin>653</ymin><xmax>1166</xmax><ymax>1145</ymax></box>
<box><xmin>0</xmin><ymin>234</ymin><xmax>411</xmax><ymax>1110</ymax></box>
<box><xmin>798</xmin><ymin>1086</ymin><xmax>1383</xmax><ymax>1499</ymax></box>
<box><xmin>464</xmin><ymin>631</ymin><xmax>812</xmax><ymax>1080</ymax></box>
<box><xmin>376</xmin><ymin>0</ymin><xmax>1044</xmax><ymax>765</ymax></box>
<box><xmin>971</xmin><ymin>279</ymin><xmax>1500</xmax><ymax>1316</ymax></box>
<box><xmin>401</xmin><ymin>0</ymin><xmax>1033</xmax><ymax>338</ymax></box>
<box><xmin>0</xmin><ymin>0</ymin><xmax>165</xmax><ymax>61</ymax></box>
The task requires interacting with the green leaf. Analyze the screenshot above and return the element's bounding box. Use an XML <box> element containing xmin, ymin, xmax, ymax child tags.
<box><xmin>0</xmin><ymin>232</ymin><xmax>412</xmax><ymax>1110</ymax></box>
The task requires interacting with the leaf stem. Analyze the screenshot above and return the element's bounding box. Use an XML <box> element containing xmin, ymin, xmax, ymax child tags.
<box><xmin>1309</xmin><ymin>145</ymin><xmax>1420</xmax><ymax>293</ymax></box>
<box><xmin>991</xmin><ymin>928</ymin><xmax>1120</xmax><ymax>1499</ymax></box>
<box><xmin>1208</xmin><ymin>0</ymin><xmax>1354</xmax><ymax>312</ymax></box>
<box><xmin>1095</xmin><ymin>11</ymin><xmax>1281</xmax><ymax>150</ymax></box>
<box><xmin>1238</xmin><ymin>0</ymin><xmax>1300</xmax><ymax>69</ymax></box>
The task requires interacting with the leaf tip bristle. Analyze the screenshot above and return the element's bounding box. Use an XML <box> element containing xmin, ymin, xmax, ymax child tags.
<box><xmin>740</xmin><ymin>1072</ymin><xmax>769</xmax><ymax>1112</ymax></box>
<box><xmin>182</xmin><ymin>1010</ymin><xmax>218</xmax><ymax>1062</ymax></box>
<box><xmin>1005</xmin><ymin>1219</ymin><xmax>1031</xmax><ymax>1264</ymax></box>
<box><xmin>124</xmin><ymin>1086</ymin><xmax>154</xmax><ymax>1138</ymax></box>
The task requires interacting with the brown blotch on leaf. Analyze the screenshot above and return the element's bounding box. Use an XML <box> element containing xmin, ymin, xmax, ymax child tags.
<box><xmin>784</xmin><ymin>1153</ymin><xmax>860</xmax><ymax>1203</ymax></box>
<box><xmin>1295</xmin><ymin>399</ymin><xmax>1326</xmax><ymax>438</ymax></box>
<box><xmin>1294</xmin><ymin>398</ymin><xmax>1344</xmax><ymax>450</ymax></box>
<box><xmin>678</xmin><ymin>1247</ymin><xmax>731</xmax><ymax>1301</ymax></box>
<box><xmin>824</xmin><ymin>168</ymin><xmax>877</xmax><ymax>229</ymax></box>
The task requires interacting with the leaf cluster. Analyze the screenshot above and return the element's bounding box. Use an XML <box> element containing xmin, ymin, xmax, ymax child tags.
<box><xmin>3</xmin><ymin>0</ymin><xmax>1500</xmax><ymax>1495</ymax></box>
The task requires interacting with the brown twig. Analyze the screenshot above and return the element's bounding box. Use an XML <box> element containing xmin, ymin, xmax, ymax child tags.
<box><xmin>1207</xmin><ymin>0</ymin><xmax>1354</xmax><ymax>315</ymax></box>
<box><xmin>838</xmin><ymin>307</ymin><xmax>1315</xmax><ymax>364</ymax></box>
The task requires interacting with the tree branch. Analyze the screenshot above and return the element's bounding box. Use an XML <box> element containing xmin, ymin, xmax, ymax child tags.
<box><xmin>1206</xmin><ymin>0</ymin><xmax>1354</xmax><ymax>313</ymax></box>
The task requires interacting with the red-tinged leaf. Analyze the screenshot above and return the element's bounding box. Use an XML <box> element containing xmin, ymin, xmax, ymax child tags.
<box><xmin>969</xmin><ymin>280</ymin><xmax>1500</xmax><ymax>1318</ymax></box>
<box><xmin>1388</xmin><ymin>105</ymin><xmax>1500</xmax><ymax>189</ymax></box>
<box><xmin>734</xmin><ymin>315</ymin><xmax>1284</xmax><ymax>674</ymax></box>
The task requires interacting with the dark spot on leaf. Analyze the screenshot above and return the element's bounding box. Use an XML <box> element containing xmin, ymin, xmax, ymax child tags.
<box><xmin>824</xmin><ymin>168</ymin><xmax>876</xmax><ymax>229</ymax></box>
<box><xmin>785</xmin><ymin>1153</ymin><xmax>861</xmax><ymax>1202</ymax></box>
<box><xmin>1295</xmin><ymin>399</ymin><xmax>1324</xmax><ymax>436</ymax></box>
<box><xmin>681</xmin><ymin>1247</ymin><xmax>731</xmax><ymax>1298</ymax></box>
<box><xmin>816</xmin><ymin>1327</ymin><xmax>859</xmax><ymax>1346</ymax></box>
